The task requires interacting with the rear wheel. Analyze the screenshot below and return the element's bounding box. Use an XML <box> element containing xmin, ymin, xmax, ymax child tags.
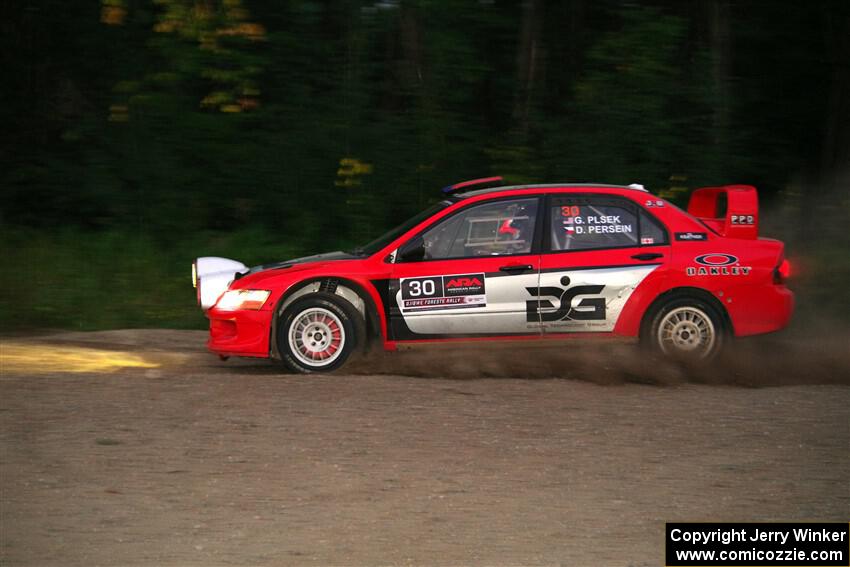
<box><xmin>277</xmin><ymin>293</ymin><xmax>363</xmax><ymax>373</ymax></box>
<box><xmin>646</xmin><ymin>297</ymin><xmax>725</xmax><ymax>360</ymax></box>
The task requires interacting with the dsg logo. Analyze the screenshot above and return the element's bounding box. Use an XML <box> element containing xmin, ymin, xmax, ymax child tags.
<box><xmin>695</xmin><ymin>253</ymin><xmax>738</xmax><ymax>267</ymax></box>
<box><xmin>526</xmin><ymin>276</ymin><xmax>606</xmax><ymax>322</ymax></box>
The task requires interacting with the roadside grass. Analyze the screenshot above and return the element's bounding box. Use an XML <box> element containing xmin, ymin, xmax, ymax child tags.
<box><xmin>0</xmin><ymin>225</ymin><xmax>846</xmax><ymax>334</ymax></box>
<box><xmin>0</xmin><ymin>227</ymin><xmax>308</xmax><ymax>332</ymax></box>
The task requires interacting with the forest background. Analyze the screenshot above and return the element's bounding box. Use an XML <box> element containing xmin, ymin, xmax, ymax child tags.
<box><xmin>1</xmin><ymin>0</ymin><xmax>848</xmax><ymax>330</ymax></box>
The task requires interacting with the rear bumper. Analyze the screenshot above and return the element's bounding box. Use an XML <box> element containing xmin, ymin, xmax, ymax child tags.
<box><xmin>206</xmin><ymin>307</ymin><xmax>272</xmax><ymax>358</ymax></box>
<box><xmin>729</xmin><ymin>284</ymin><xmax>794</xmax><ymax>337</ymax></box>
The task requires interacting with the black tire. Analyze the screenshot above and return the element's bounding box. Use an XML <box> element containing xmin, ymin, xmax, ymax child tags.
<box><xmin>644</xmin><ymin>296</ymin><xmax>726</xmax><ymax>361</ymax></box>
<box><xmin>276</xmin><ymin>292</ymin><xmax>365</xmax><ymax>373</ymax></box>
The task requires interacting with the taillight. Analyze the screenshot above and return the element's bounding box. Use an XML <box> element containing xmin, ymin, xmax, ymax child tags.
<box><xmin>774</xmin><ymin>259</ymin><xmax>791</xmax><ymax>284</ymax></box>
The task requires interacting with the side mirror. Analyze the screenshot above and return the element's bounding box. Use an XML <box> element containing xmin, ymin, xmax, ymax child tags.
<box><xmin>398</xmin><ymin>236</ymin><xmax>426</xmax><ymax>263</ymax></box>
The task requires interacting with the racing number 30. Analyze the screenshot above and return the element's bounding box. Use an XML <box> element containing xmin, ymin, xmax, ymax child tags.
<box><xmin>402</xmin><ymin>277</ymin><xmax>444</xmax><ymax>299</ymax></box>
<box><xmin>409</xmin><ymin>280</ymin><xmax>434</xmax><ymax>297</ymax></box>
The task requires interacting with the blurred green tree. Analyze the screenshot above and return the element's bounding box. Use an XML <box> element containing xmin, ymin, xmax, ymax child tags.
<box><xmin>2</xmin><ymin>0</ymin><xmax>848</xmax><ymax>328</ymax></box>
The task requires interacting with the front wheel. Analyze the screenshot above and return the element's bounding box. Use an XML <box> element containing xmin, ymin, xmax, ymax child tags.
<box><xmin>646</xmin><ymin>297</ymin><xmax>725</xmax><ymax>361</ymax></box>
<box><xmin>277</xmin><ymin>293</ymin><xmax>363</xmax><ymax>373</ymax></box>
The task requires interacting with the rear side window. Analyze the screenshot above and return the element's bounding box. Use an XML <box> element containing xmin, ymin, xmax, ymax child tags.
<box><xmin>550</xmin><ymin>198</ymin><xmax>637</xmax><ymax>251</ymax></box>
<box><xmin>639</xmin><ymin>210</ymin><xmax>668</xmax><ymax>246</ymax></box>
<box><xmin>548</xmin><ymin>196</ymin><xmax>667</xmax><ymax>251</ymax></box>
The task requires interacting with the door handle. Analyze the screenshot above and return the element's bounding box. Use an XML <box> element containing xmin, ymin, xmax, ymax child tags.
<box><xmin>631</xmin><ymin>253</ymin><xmax>664</xmax><ymax>261</ymax></box>
<box><xmin>499</xmin><ymin>264</ymin><xmax>534</xmax><ymax>273</ymax></box>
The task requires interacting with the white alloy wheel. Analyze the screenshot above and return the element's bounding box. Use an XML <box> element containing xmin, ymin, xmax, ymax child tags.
<box><xmin>287</xmin><ymin>307</ymin><xmax>346</xmax><ymax>367</ymax></box>
<box><xmin>655</xmin><ymin>306</ymin><xmax>717</xmax><ymax>358</ymax></box>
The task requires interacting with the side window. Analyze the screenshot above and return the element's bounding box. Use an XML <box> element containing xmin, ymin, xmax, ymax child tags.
<box><xmin>639</xmin><ymin>210</ymin><xmax>668</xmax><ymax>246</ymax></box>
<box><xmin>421</xmin><ymin>198</ymin><xmax>538</xmax><ymax>259</ymax></box>
<box><xmin>549</xmin><ymin>198</ymin><xmax>638</xmax><ymax>251</ymax></box>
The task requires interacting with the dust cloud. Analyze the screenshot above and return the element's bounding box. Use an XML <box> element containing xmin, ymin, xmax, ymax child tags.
<box><xmin>349</xmin><ymin>328</ymin><xmax>850</xmax><ymax>387</ymax></box>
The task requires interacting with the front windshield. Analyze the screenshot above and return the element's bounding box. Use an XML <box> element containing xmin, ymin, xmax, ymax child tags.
<box><xmin>354</xmin><ymin>200</ymin><xmax>452</xmax><ymax>257</ymax></box>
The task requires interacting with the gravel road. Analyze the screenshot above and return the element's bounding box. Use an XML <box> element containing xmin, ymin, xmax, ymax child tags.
<box><xmin>1</xmin><ymin>330</ymin><xmax>848</xmax><ymax>566</ymax></box>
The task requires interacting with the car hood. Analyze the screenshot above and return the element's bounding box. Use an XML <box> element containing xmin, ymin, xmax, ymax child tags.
<box><xmin>244</xmin><ymin>250</ymin><xmax>359</xmax><ymax>276</ymax></box>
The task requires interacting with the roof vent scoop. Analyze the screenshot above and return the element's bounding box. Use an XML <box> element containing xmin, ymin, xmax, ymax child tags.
<box><xmin>628</xmin><ymin>183</ymin><xmax>646</xmax><ymax>191</ymax></box>
<box><xmin>442</xmin><ymin>176</ymin><xmax>504</xmax><ymax>195</ymax></box>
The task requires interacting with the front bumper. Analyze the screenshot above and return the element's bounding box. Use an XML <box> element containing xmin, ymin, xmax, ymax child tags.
<box><xmin>206</xmin><ymin>306</ymin><xmax>273</xmax><ymax>358</ymax></box>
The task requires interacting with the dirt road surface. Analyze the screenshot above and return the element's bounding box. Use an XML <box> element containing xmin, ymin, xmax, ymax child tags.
<box><xmin>1</xmin><ymin>330</ymin><xmax>848</xmax><ymax>566</ymax></box>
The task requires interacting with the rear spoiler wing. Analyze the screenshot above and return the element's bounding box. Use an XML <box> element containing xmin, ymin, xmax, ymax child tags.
<box><xmin>687</xmin><ymin>184</ymin><xmax>758</xmax><ymax>239</ymax></box>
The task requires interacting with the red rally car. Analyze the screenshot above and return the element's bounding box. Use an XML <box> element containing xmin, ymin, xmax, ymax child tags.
<box><xmin>192</xmin><ymin>178</ymin><xmax>794</xmax><ymax>373</ymax></box>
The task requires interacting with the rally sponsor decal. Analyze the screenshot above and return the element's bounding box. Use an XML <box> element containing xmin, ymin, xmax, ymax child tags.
<box><xmin>730</xmin><ymin>214</ymin><xmax>755</xmax><ymax>225</ymax></box>
<box><xmin>687</xmin><ymin>253</ymin><xmax>751</xmax><ymax>276</ymax></box>
<box><xmin>400</xmin><ymin>273</ymin><xmax>486</xmax><ymax>312</ymax></box>
<box><xmin>526</xmin><ymin>276</ymin><xmax>606</xmax><ymax>322</ymax></box>
<box><xmin>675</xmin><ymin>231</ymin><xmax>708</xmax><ymax>241</ymax></box>
<box><xmin>695</xmin><ymin>253</ymin><xmax>738</xmax><ymax>266</ymax></box>
<box><xmin>530</xmin><ymin>265</ymin><xmax>658</xmax><ymax>332</ymax></box>
<box><xmin>395</xmin><ymin>270</ymin><xmax>538</xmax><ymax>335</ymax></box>
<box><xmin>444</xmin><ymin>275</ymin><xmax>485</xmax><ymax>296</ymax></box>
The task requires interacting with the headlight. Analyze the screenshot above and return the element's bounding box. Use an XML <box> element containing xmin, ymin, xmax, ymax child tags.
<box><xmin>191</xmin><ymin>261</ymin><xmax>198</xmax><ymax>288</ymax></box>
<box><xmin>214</xmin><ymin>290</ymin><xmax>271</xmax><ymax>311</ymax></box>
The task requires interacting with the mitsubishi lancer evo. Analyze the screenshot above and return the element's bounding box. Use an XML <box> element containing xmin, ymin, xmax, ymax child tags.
<box><xmin>192</xmin><ymin>177</ymin><xmax>793</xmax><ymax>373</ymax></box>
